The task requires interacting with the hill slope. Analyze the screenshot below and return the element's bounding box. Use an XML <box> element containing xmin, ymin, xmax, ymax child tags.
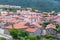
<box><xmin>0</xmin><ymin>0</ymin><xmax>60</xmax><ymax>12</ymax></box>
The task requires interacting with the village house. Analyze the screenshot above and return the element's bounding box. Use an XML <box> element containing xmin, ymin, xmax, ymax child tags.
<box><xmin>26</xmin><ymin>28</ymin><xmax>42</xmax><ymax>37</ymax></box>
<box><xmin>0</xmin><ymin>6</ymin><xmax>60</xmax><ymax>39</ymax></box>
<box><xmin>4</xmin><ymin>21</ymin><xmax>43</xmax><ymax>37</ymax></box>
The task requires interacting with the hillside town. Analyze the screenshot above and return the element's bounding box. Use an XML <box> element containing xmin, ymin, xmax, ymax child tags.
<box><xmin>0</xmin><ymin>5</ymin><xmax>60</xmax><ymax>40</ymax></box>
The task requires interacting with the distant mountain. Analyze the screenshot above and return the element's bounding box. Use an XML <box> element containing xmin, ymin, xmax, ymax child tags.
<box><xmin>0</xmin><ymin>0</ymin><xmax>60</xmax><ymax>12</ymax></box>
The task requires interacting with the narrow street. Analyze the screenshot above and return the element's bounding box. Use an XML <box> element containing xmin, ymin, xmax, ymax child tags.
<box><xmin>41</xmin><ymin>29</ymin><xmax>46</xmax><ymax>40</ymax></box>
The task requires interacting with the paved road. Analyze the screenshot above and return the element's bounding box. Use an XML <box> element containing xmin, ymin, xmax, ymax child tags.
<box><xmin>0</xmin><ymin>34</ymin><xmax>12</xmax><ymax>40</ymax></box>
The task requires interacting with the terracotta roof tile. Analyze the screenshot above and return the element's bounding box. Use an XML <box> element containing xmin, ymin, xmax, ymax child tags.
<box><xmin>46</xmin><ymin>24</ymin><xmax>56</xmax><ymax>29</ymax></box>
<box><xmin>26</xmin><ymin>28</ymin><xmax>37</xmax><ymax>32</ymax></box>
<box><xmin>5</xmin><ymin>22</ymin><xmax>28</xmax><ymax>29</ymax></box>
<box><xmin>34</xmin><ymin>23</ymin><xmax>42</xmax><ymax>28</ymax></box>
<box><xmin>5</xmin><ymin>25</ymin><xmax>12</xmax><ymax>29</ymax></box>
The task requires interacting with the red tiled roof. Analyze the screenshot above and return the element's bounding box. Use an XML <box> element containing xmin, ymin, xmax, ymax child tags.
<box><xmin>5</xmin><ymin>25</ymin><xmax>12</xmax><ymax>29</ymax></box>
<box><xmin>26</xmin><ymin>28</ymin><xmax>37</xmax><ymax>33</ymax></box>
<box><xmin>46</xmin><ymin>24</ymin><xmax>56</xmax><ymax>29</ymax></box>
<box><xmin>5</xmin><ymin>22</ymin><xmax>28</xmax><ymax>29</ymax></box>
<box><xmin>34</xmin><ymin>23</ymin><xmax>42</xmax><ymax>28</ymax></box>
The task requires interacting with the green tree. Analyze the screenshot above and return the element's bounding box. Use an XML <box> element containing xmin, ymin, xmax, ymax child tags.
<box><xmin>55</xmin><ymin>24</ymin><xmax>60</xmax><ymax>33</ymax></box>
<box><xmin>18</xmin><ymin>30</ymin><xmax>29</xmax><ymax>37</ymax></box>
<box><xmin>45</xmin><ymin>34</ymin><xmax>52</xmax><ymax>38</ymax></box>
<box><xmin>55</xmin><ymin>24</ymin><xmax>60</xmax><ymax>28</ymax></box>
<box><xmin>44</xmin><ymin>34</ymin><xmax>58</xmax><ymax>40</ymax></box>
<box><xmin>3</xmin><ymin>8</ymin><xmax>6</xmax><ymax>10</ymax></box>
<box><xmin>31</xmin><ymin>9</ymin><xmax>35</xmax><ymax>12</ymax></box>
<box><xmin>18</xmin><ymin>30</ymin><xmax>29</xmax><ymax>40</ymax></box>
<box><xmin>10</xmin><ymin>28</ymin><xmax>18</xmax><ymax>39</ymax></box>
<box><xmin>28</xmin><ymin>36</ymin><xmax>40</xmax><ymax>40</ymax></box>
<box><xmin>0</xmin><ymin>37</ymin><xmax>6</xmax><ymax>40</ymax></box>
<box><xmin>55</xmin><ymin>28</ymin><xmax>60</xmax><ymax>33</ymax></box>
<box><xmin>42</xmin><ymin>21</ymin><xmax>51</xmax><ymax>27</ymax></box>
<box><xmin>44</xmin><ymin>37</ymin><xmax>58</xmax><ymax>40</ymax></box>
<box><xmin>51</xmin><ymin>13</ymin><xmax>57</xmax><ymax>16</ymax></box>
